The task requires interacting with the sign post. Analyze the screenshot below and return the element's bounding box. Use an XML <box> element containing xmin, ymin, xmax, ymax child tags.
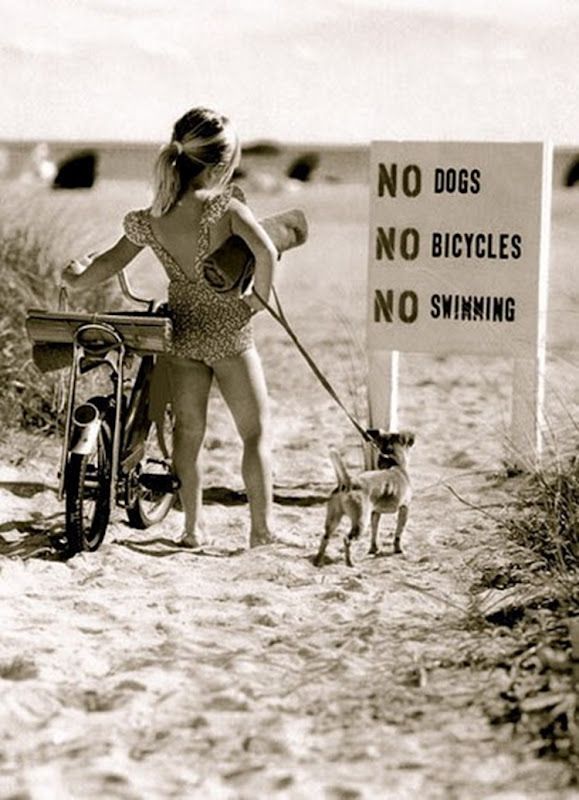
<box><xmin>367</xmin><ymin>141</ymin><xmax>552</xmax><ymax>468</ymax></box>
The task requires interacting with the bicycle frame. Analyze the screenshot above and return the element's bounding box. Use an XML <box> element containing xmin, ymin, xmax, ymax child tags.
<box><xmin>58</xmin><ymin>326</ymin><xmax>126</xmax><ymax>505</ymax></box>
<box><xmin>58</xmin><ymin>271</ymin><xmax>159</xmax><ymax>507</ymax></box>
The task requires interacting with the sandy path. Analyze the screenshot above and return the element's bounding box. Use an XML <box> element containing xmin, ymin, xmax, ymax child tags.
<box><xmin>0</xmin><ymin>351</ymin><xmax>575</xmax><ymax>799</ymax></box>
<box><xmin>1</xmin><ymin>182</ymin><xmax>578</xmax><ymax>797</ymax></box>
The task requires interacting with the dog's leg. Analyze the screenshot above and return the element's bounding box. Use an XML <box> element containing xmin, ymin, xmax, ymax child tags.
<box><xmin>314</xmin><ymin>495</ymin><xmax>343</xmax><ymax>566</ymax></box>
<box><xmin>343</xmin><ymin>501</ymin><xmax>371</xmax><ymax>567</ymax></box>
<box><xmin>368</xmin><ymin>511</ymin><xmax>381</xmax><ymax>555</ymax></box>
<box><xmin>343</xmin><ymin>522</ymin><xmax>362</xmax><ymax>568</ymax></box>
<box><xmin>393</xmin><ymin>505</ymin><xmax>408</xmax><ymax>554</ymax></box>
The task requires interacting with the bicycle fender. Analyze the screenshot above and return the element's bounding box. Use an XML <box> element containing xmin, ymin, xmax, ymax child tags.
<box><xmin>69</xmin><ymin>402</ymin><xmax>106</xmax><ymax>455</ymax></box>
<box><xmin>70</xmin><ymin>419</ymin><xmax>101</xmax><ymax>455</ymax></box>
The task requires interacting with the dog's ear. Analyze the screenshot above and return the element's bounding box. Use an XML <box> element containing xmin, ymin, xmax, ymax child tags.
<box><xmin>366</xmin><ymin>428</ymin><xmax>387</xmax><ymax>442</ymax></box>
<box><xmin>398</xmin><ymin>430</ymin><xmax>415</xmax><ymax>448</ymax></box>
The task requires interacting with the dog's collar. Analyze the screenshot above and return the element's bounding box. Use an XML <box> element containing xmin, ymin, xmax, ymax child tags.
<box><xmin>377</xmin><ymin>455</ymin><xmax>399</xmax><ymax>469</ymax></box>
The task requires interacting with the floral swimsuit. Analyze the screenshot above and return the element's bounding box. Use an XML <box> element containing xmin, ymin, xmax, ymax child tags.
<box><xmin>123</xmin><ymin>185</ymin><xmax>254</xmax><ymax>365</ymax></box>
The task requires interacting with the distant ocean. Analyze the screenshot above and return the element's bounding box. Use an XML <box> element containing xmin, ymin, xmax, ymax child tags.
<box><xmin>0</xmin><ymin>139</ymin><xmax>577</xmax><ymax>187</ymax></box>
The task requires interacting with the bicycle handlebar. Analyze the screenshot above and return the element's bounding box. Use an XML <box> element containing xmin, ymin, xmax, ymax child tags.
<box><xmin>117</xmin><ymin>271</ymin><xmax>151</xmax><ymax>307</ymax></box>
<box><xmin>59</xmin><ymin>265</ymin><xmax>157</xmax><ymax>311</ymax></box>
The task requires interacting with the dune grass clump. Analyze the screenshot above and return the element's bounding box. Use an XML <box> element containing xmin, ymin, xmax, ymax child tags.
<box><xmin>0</xmin><ymin>221</ymin><xmax>115</xmax><ymax>432</ymax></box>
<box><xmin>505</xmin><ymin>454</ymin><xmax>579</xmax><ymax>578</ymax></box>
<box><xmin>476</xmin><ymin>451</ymin><xmax>579</xmax><ymax>773</ymax></box>
<box><xmin>0</xmin><ymin>224</ymin><xmax>62</xmax><ymax>430</ymax></box>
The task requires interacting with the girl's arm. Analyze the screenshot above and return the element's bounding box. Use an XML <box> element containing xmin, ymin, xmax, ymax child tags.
<box><xmin>229</xmin><ymin>199</ymin><xmax>277</xmax><ymax>310</ymax></box>
<box><xmin>62</xmin><ymin>236</ymin><xmax>143</xmax><ymax>290</ymax></box>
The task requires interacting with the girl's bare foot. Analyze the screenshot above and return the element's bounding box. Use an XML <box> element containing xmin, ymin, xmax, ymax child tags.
<box><xmin>179</xmin><ymin>529</ymin><xmax>207</xmax><ymax>549</ymax></box>
<box><xmin>250</xmin><ymin>529</ymin><xmax>302</xmax><ymax>548</ymax></box>
<box><xmin>249</xmin><ymin>528</ymin><xmax>275</xmax><ymax>548</ymax></box>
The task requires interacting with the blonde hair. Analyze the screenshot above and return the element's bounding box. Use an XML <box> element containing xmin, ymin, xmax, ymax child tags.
<box><xmin>151</xmin><ymin>107</ymin><xmax>241</xmax><ymax>217</ymax></box>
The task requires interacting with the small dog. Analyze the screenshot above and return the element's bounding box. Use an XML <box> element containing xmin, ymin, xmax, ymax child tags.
<box><xmin>313</xmin><ymin>430</ymin><xmax>415</xmax><ymax>567</ymax></box>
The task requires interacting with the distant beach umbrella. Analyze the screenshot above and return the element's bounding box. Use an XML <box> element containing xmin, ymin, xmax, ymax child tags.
<box><xmin>286</xmin><ymin>151</ymin><xmax>320</xmax><ymax>182</ymax></box>
<box><xmin>53</xmin><ymin>150</ymin><xmax>98</xmax><ymax>189</ymax></box>
<box><xmin>242</xmin><ymin>141</ymin><xmax>282</xmax><ymax>157</ymax></box>
<box><xmin>564</xmin><ymin>157</ymin><xmax>579</xmax><ymax>187</ymax></box>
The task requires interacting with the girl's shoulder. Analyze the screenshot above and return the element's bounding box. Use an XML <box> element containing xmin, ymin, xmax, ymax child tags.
<box><xmin>123</xmin><ymin>208</ymin><xmax>152</xmax><ymax>246</ymax></box>
<box><xmin>229</xmin><ymin>183</ymin><xmax>246</xmax><ymax>204</ymax></box>
<box><xmin>205</xmin><ymin>184</ymin><xmax>247</xmax><ymax>223</ymax></box>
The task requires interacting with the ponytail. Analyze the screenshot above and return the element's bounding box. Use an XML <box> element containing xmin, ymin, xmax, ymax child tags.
<box><xmin>151</xmin><ymin>143</ymin><xmax>182</xmax><ymax>217</ymax></box>
<box><xmin>151</xmin><ymin>108</ymin><xmax>241</xmax><ymax>215</ymax></box>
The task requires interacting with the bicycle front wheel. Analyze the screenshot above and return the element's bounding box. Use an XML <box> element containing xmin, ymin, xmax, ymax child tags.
<box><xmin>64</xmin><ymin>424</ymin><xmax>112</xmax><ymax>555</ymax></box>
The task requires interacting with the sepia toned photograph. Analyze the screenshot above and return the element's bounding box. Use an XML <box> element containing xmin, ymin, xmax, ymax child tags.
<box><xmin>1</xmin><ymin>1</ymin><xmax>578</xmax><ymax>797</ymax></box>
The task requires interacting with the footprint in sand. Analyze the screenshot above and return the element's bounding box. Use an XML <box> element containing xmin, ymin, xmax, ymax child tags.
<box><xmin>204</xmin><ymin>689</ymin><xmax>251</xmax><ymax>712</ymax></box>
<box><xmin>251</xmin><ymin>612</ymin><xmax>278</xmax><ymax>627</ymax></box>
<box><xmin>240</xmin><ymin>593</ymin><xmax>270</xmax><ymax>607</ymax></box>
<box><xmin>0</xmin><ymin>686</ymin><xmax>61</xmax><ymax>731</ymax></box>
<box><xmin>0</xmin><ymin>656</ymin><xmax>38</xmax><ymax>681</ymax></box>
<box><xmin>326</xmin><ymin>788</ymin><xmax>362</xmax><ymax>800</ymax></box>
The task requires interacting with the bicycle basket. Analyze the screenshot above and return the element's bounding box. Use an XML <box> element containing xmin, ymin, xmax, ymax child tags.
<box><xmin>26</xmin><ymin>310</ymin><xmax>173</xmax><ymax>373</ymax></box>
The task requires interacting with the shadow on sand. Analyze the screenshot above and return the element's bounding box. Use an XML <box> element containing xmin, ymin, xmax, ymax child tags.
<box><xmin>0</xmin><ymin>481</ymin><xmax>58</xmax><ymax>499</ymax></box>
<box><xmin>113</xmin><ymin>536</ymin><xmax>246</xmax><ymax>559</ymax></box>
<box><xmin>0</xmin><ymin>482</ymin><xmax>326</xmax><ymax>507</ymax></box>
<box><xmin>0</xmin><ymin>511</ymin><xmax>66</xmax><ymax>560</ymax></box>
<box><xmin>204</xmin><ymin>486</ymin><xmax>327</xmax><ymax>507</ymax></box>
<box><xmin>0</xmin><ymin>479</ymin><xmax>324</xmax><ymax>561</ymax></box>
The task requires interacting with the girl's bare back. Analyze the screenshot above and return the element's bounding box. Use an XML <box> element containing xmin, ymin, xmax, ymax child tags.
<box><xmin>149</xmin><ymin>194</ymin><xmax>231</xmax><ymax>278</ymax></box>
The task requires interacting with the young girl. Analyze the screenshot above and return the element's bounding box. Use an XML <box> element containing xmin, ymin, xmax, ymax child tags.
<box><xmin>62</xmin><ymin>107</ymin><xmax>278</xmax><ymax>549</ymax></box>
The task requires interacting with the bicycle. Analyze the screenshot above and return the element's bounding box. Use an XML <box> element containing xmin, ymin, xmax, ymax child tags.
<box><xmin>26</xmin><ymin>273</ymin><xmax>180</xmax><ymax>557</ymax></box>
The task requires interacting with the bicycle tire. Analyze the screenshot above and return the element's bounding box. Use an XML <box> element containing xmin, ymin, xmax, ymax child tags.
<box><xmin>125</xmin><ymin>409</ymin><xmax>176</xmax><ymax>529</ymax></box>
<box><xmin>64</xmin><ymin>423</ymin><xmax>112</xmax><ymax>555</ymax></box>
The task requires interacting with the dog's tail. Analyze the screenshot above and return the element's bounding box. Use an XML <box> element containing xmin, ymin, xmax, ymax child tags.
<box><xmin>329</xmin><ymin>447</ymin><xmax>351</xmax><ymax>491</ymax></box>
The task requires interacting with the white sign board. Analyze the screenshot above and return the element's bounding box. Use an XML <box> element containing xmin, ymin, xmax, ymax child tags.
<box><xmin>366</xmin><ymin>141</ymin><xmax>552</xmax><ymax>466</ymax></box>
<box><xmin>367</xmin><ymin>141</ymin><xmax>551</xmax><ymax>358</ymax></box>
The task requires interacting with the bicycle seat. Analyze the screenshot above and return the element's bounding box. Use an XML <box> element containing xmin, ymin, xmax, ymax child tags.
<box><xmin>75</xmin><ymin>322</ymin><xmax>123</xmax><ymax>354</ymax></box>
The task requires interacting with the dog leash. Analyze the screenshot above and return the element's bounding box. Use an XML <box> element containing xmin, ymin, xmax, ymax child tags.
<box><xmin>253</xmin><ymin>285</ymin><xmax>378</xmax><ymax>449</ymax></box>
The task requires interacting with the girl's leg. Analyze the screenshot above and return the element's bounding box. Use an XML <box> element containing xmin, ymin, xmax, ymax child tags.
<box><xmin>213</xmin><ymin>348</ymin><xmax>273</xmax><ymax>546</ymax></box>
<box><xmin>168</xmin><ymin>356</ymin><xmax>213</xmax><ymax>546</ymax></box>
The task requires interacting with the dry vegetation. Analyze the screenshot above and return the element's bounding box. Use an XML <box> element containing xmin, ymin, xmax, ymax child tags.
<box><xmin>0</xmin><ymin>180</ymin><xmax>148</xmax><ymax>431</ymax></box>
<box><xmin>0</xmin><ymin>222</ymin><xmax>60</xmax><ymax>429</ymax></box>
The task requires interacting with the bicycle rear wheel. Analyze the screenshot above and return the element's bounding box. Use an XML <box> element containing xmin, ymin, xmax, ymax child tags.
<box><xmin>64</xmin><ymin>423</ymin><xmax>112</xmax><ymax>555</ymax></box>
<box><xmin>126</xmin><ymin>409</ymin><xmax>177</xmax><ymax>529</ymax></box>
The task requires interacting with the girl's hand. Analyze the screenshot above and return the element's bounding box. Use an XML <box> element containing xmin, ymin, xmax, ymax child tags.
<box><xmin>61</xmin><ymin>261</ymin><xmax>82</xmax><ymax>286</ymax></box>
<box><xmin>61</xmin><ymin>254</ymin><xmax>96</xmax><ymax>286</ymax></box>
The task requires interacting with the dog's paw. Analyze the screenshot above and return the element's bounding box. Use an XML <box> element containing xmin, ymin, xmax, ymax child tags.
<box><xmin>311</xmin><ymin>551</ymin><xmax>332</xmax><ymax>567</ymax></box>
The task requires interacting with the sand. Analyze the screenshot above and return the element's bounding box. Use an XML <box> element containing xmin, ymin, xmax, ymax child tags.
<box><xmin>1</xmin><ymin>181</ymin><xmax>578</xmax><ymax>798</ymax></box>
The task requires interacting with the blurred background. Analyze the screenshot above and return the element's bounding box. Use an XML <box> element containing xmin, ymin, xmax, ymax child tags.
<box><xmin>1</xmin><ymin>0</ymin><xmax>578</xmax><ymax>183</ymax></box>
